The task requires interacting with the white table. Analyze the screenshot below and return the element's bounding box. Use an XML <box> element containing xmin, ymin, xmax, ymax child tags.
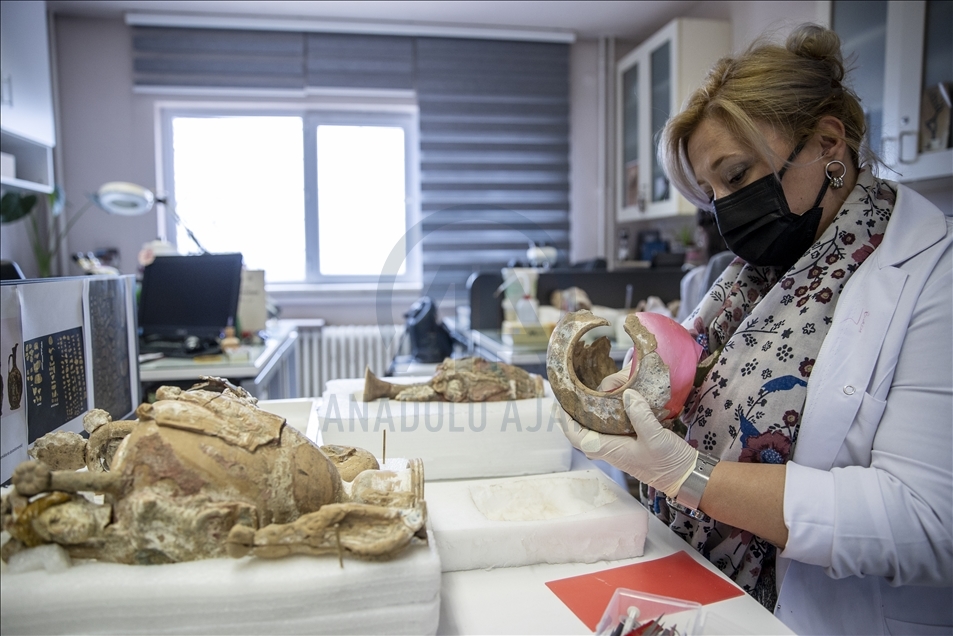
<box><xmin>433</xmin><ymin>452</ymin><xmax>794</xmax><ymax>635</ymax></box>
<box><xmin>140</xmin><ymin>321</ymin><xmax>299</xmax><ymax>399</ymax></box>
<box><xmin>260</xmin><ymin>398</ymin><xmax>794</xmax><ymax>636</ymax></box>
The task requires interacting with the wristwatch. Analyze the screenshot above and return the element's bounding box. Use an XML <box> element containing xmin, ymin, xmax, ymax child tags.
<box><xmin>666</xmin><ymin>452</ymin><xmax>719</xmax><ymax>522</ymax></box>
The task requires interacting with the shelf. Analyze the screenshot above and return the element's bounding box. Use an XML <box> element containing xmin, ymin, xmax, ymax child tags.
<box><xmin>892</xmin><ymin>148</ymin><xmax>953</xmax><ymax>183</ymax></box>
<box><xmin>0</xmin><ymin>175</ymin><xmax>54</xmax><ymax>195</ymax></box>
<box><xmin>0</xmin><ymin>129</ymin><xmax>54</xmax><ymax>194</ymax></box>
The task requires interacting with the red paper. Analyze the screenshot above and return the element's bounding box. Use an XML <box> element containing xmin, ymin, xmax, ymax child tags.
<box><xmin>545</xmin><ymin>551</ymin><xmax>745</xmax><ymax>631</ymax></box>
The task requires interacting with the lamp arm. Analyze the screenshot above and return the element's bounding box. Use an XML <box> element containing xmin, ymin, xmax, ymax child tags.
<box><xmin>159</xmin><ymin>198</ymin><xmax>208</xmax><ymax>254</ymax></box>
<box><xmin>60</xmin><ymin>198</ymin><xmax>95</xmax><ymax>239</ymax></box>
<box><xmin>42</xmin><ymin>197</ymin><xmax>95</xmax><ymax>264</ymax></box>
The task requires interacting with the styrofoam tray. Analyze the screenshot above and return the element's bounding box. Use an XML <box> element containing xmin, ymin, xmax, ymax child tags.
<box><xmin>257</xmin><ymin>398</ymin><xmax>319</xmax><ymax>435</ymax></box>
<box><xmin>426</xmin><ymin>469</ymin><xmax>648</xmax><ymax>571</ymax></box>
<box><xmin>0</xmin><ymin>525</ymin><xmax>441</xmax><ymax>635</ymax></box>
<box><xmin>310</xmin><ymin>377</ymin><xmax>573</xmax><ymax>481</ymax></box>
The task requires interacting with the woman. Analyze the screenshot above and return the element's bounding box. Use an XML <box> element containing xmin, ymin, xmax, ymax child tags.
<box><xmin>560</xmin><ymin>24</ymin><xmax>952</xmax><ymax>634</ymax></box>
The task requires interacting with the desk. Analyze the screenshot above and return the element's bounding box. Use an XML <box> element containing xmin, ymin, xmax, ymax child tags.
<box><xmin>434</xmin><ymin>452</ymin><xmax>793</xmax><ymax>635</ymax></box>
<box><xmin>139</xmin><ymin>321</ymin><xmax>298</xmax><ymax>400</ymax></box>
<box><xmin>262</xmin><ymin>398</ymin><xmax>793</xmax><ymax>636</ymax></box>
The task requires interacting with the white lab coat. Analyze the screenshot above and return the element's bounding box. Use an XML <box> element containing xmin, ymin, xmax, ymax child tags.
<box><xmin>776</xmin><ymin>184</ymin><xmax>953</xmax><ymax>634</ymax></box>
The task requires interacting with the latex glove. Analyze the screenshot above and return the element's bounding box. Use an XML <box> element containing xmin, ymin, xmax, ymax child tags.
<box><xmin>559</xmin><ymin>389</ymin><xmax>698</xmax><ymax>497</ymax></box>
<box><xmin>598</xmin><ymin>348</ymin><xmax>636</xmax><ymax>392</ymax></box>
<box><xmin>598</xmin><ymin>361</ymin><xmax>631</xmax><ymax>392</ymax></box>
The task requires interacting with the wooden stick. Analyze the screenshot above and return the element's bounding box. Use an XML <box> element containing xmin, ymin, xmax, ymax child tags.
<box><xmin>382</xmin><ymin>429</ymin><xmax>387</xmax><ymax>464</ymax></box>
<box><xmin>334</xmin><ymin>523</ymin><xmax>343</xmax><ymax>569</ymax></box>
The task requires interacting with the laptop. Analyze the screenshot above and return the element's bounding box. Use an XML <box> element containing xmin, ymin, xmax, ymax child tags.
<box><xmin>137</xmin><ymin>253</ymin><xmax>244</xmax><ymax>357</ymax></box>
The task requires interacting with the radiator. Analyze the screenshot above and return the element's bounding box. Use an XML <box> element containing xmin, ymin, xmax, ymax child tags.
<box><xmin>296</xmin><ymin>324</ymin><xmax>405</xmax><ymax>398</ymax></box>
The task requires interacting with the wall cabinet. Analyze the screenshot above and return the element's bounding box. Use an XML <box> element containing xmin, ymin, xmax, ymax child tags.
<box><xmin>616</xmin><ymin>18</ymin><xmax>729</xmax><ymax>222</ymax></box>
<box><xmin>834</xmin><ymin>0</ymin><xmax>952</xmax><ymax>183</ymax></box>
<box><xmin>0</xmin><ymin>0</ymin><xmax>55</xmax><ymax>195</ymax></box>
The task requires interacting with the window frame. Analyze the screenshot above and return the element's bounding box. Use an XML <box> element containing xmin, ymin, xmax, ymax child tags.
<box><xmin>157</xmin><ymin>102</ymin><xmax>422</xmax><ymax>288</ymax></box>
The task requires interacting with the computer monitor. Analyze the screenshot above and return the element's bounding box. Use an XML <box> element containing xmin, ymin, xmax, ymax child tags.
<box><xmin>138</xmin><ymin>253</ymin><xmax>244</xmax><ymax>342</ymax></box>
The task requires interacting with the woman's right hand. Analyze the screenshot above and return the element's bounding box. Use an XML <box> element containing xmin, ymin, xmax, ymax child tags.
<box><xmin>558</xmin><ymin>389</ymin><xmax>698</xmax><ymax>497</ymax></box>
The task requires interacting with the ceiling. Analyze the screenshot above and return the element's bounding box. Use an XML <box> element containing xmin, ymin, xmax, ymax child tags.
<box><xmin>46</xmin><ymin>0</ymin><xmax>704</xmax><ymax>42</ymax></box>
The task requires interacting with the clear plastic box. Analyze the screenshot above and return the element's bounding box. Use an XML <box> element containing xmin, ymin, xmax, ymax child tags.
<box><xmin>595</xmin><ymin>588</ymin><xmax>703</xmax><ymax>636</ymax></box>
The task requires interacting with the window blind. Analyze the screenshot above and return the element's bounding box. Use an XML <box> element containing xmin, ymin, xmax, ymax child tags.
<box><xmin>132</xmin><ymin>27</ymin><xmax>306</xmax><ymax>88</ymax></box>
<box><xmin>132</xmin><ymin>28</ymin><xmax>570</xmax><ymax>291</ymax></box>
<box><xmin>415</xmin><ymin>38</ymin><xmax>569</xmax><ymax>291</ymax></box>
<box><xmin>305</xmin><ymin>33</ymin><xmax>414</xmax><ymax>90</ymax></box>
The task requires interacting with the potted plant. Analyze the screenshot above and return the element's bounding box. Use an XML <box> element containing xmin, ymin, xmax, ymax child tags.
<box><xmin>1</xmin><ymin>187</ymin><xmax>74</xmax><ymax>277</ymax></box>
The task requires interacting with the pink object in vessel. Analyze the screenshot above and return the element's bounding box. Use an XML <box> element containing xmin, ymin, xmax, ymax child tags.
<box><xmin>627</xmin><ymin>312</ymin><xmax>703</xmax><ymax>416</ymax></box>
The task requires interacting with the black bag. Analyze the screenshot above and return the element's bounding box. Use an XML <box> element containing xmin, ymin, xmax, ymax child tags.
<box><xmin>404</xmin><ymin>297</ymin><xmax>452</xmax><ymax>363</ymax></box>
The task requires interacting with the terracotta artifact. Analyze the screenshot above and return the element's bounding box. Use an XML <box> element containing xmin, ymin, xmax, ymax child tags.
<box><xmin>320</xmin><ymin>444</ymin><xmax>380</xmax><ymax>482</ymax></box>
<box><xmin>363</xmin><ymin>356</ymin><xmax>545</xmax><ymax>402</ymax></box>
<box><xmin>1</xmin><ymin>377</ymin><xmax>426</xmax><ymax>565</ymax></box>
<box><xmin>8</xmin><ymin>342</ymin><xmax>22</xmax><ymax>411</ymax></box>
<box><xmin>547</xmin><ymin>310</ymin><xmax>703</xmax><ymax>435</ymax></box>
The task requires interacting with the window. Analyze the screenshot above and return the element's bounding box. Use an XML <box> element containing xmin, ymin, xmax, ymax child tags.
<box><xmin>161</xmin><ymin>107</ymin><xmax>419</xmax><ymax>285</ymax></box>
<box><xmin>138</xmin><ymin>28</ymin><xmax>570</xmax><ymax>295</ymax></box>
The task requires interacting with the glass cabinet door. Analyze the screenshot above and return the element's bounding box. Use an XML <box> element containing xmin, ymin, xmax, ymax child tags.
<box><xmin>841</xmin><ymin>0</ymin><xmax>953</xmax><ymax>181</ymax></box>
<box><xmin>621</xmin><ymin>63</ymin><xmax>640</xmax><ymax>210</ymax></box>
<box><xmin>920</xmin><ymin>0</ymin><xmax>952</xmax><ymax>153</ymax></box>
<box><xmin>649</xmin><ymin>41</ymin><xmax>671</xmax><ymax>205</ymax></box>
<box><xmin>832</xmin><ymin>1</ymin><xmax>888</xmax><ymax>158</ymax></box>
<box><xmin>615</xmin><ymin>18</ymin><xmax>730</xmax><ymax>222</ymax></box>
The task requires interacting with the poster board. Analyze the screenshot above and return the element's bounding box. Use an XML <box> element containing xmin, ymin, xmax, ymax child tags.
<box><xmin>0</xmin><ymin>275</ymin><xmax>139</xmax><ymax>483</ymax></box>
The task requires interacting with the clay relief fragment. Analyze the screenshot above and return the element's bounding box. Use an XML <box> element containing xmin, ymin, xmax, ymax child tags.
<box><xmin>363</xmin><ymin>356</ymin><xmax>545</xmax><ymax>403</ymax></box>
<box><xmin>547</xmin><ymin>310</ymin><xmax>703</xmax><ymax>435</ymax></box>
<box><xmin>1</xmin><ymin>377</ymin><xmax>426</xmax><ymax>566</ymax></box>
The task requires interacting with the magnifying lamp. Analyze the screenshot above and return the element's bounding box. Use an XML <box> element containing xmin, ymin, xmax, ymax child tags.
<box><xmin>95</xmin><ymin>181</ymin><xmax>155</xmax><ymax>216</ymax></box>
<box><xmin>95</xmin><ymin>182</ymin><xmax>208</xmax><ymax>253</ymax></box>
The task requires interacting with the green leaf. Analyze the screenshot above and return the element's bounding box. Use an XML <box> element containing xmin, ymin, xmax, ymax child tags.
<box><xmin>1</xmin><ymin>191</ymin><xmax>38</xmax><ymax>224</ymax></box>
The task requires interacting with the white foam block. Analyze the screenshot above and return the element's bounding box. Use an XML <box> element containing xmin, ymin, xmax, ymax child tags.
<box><xmin>311</xmin><ymin>378</ymin><xmax>573</xmax><ymax>481</ymax></box>
<box><xmin>257</xmin><ymin>398</ymin><xmax>319</xmax><ymax>435</ymax></box>
<box><xmin>1</xmin><ymin>527</ymin><xmax>441</xmax><ymax>635</ymax></box>
<box><xmin>426</xmin><ymin>469</ymin><xmax>648</xmax><ymax>571</ymax></box>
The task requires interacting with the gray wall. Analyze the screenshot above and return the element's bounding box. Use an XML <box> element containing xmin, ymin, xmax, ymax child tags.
<box><xmin>568</xmin><ymin>39</ymin><xmax>602</xmax><ymax>265</ymax></box>
<box><xmin>51</xmin><ymin>15</ymin><xmax>423</xmax><ymax>324</ymax></box>
<box><xmin>58</xmin><ymin>3</ymin><xmax>833</xmax><ymax>280</ymax></box>
<box><xmin>48</xmin><ymin>2</ymin><xmax>950</xmax><ymax>324</ymax></box>
<box><xmin>568</xmin><ymin>1</ymin><xmax>829</xmax><ymax>263</ymax></box>
<box><xmin>53</xmin><ymin>15</ymin><xmax>157</xmax><ymax>278</ymax></box>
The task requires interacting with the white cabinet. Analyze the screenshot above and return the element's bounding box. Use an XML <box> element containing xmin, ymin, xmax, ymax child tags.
<box><xmin>616</xmin><ymin>18</ymin><xmax>730</xmax><ymax>222</ymax></box>
<box><xmin>834</xmin><ymin>0</ymin><xmax>952</xmax><ymax>183</ymax></box>
<box><xmin>0</xmin><ymin>0</ymin><xmax>55</xmax><ymax>194</ymax></box>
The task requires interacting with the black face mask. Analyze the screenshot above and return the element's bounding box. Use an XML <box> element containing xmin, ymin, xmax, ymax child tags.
<box><xmin>713</xmin><ymin>145</ymin><xmax>829</xmax><ymax>270</ymax></box>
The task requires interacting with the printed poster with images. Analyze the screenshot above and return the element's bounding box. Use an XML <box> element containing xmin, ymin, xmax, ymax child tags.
<box><xmin>19</xmin><ymin>279</ymin><xmax>91</xmax><ymax>447</ymax></box>
<box><xmin>83</xmin><ymin>277</ymin><xmax>139</xmax><ymax>421</ymax></box>
<box><xmin>1</xmin><ymin>285</ymin><xmax>27</xmax><ymax>484</ymax></box>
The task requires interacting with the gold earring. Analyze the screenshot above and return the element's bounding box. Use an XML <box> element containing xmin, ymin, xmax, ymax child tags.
<box><xmin>825</xmin><ymin>160</ymin><xmax>846</xmax><ymax>189</ymax></box>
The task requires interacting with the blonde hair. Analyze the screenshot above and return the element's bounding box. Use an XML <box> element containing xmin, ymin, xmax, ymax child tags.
<box><xmin>661</xmin><ymin>24</ymin><xmax>869</xmax><ymax>210</ymax></box>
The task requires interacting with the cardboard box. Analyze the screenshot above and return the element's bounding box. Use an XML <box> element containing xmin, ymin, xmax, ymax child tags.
<box><xmin>237</xmin><ymin>269</ymin><xmax>267</xmax><ymax>335</ymax></box>
<box><xmin>0</xmin><ymin>151</ymin><xmax>15</xmax><ymax>179</ymax></box>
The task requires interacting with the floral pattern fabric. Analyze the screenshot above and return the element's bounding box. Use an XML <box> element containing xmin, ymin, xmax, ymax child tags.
<box><xmin>667</xmin><ymin>170</ymin><xmax>896</xmax><ymax>603</ymax></box>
